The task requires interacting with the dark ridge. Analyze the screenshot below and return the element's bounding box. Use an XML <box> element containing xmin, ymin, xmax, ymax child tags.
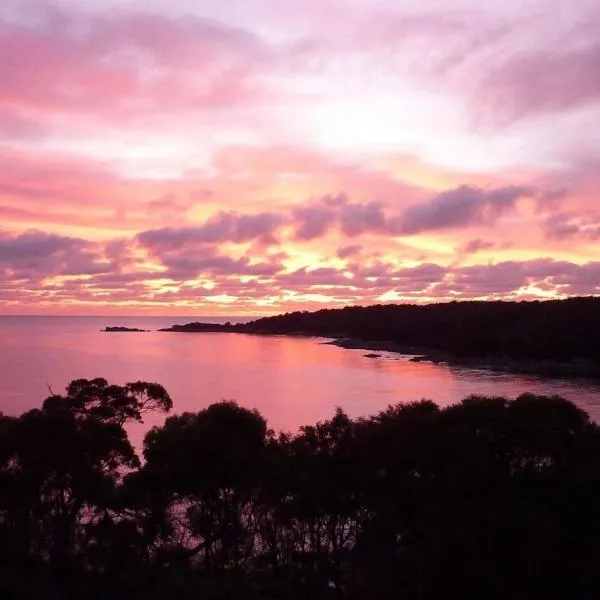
<box><xmin>103</xmin><ymin>326</ymin><xmax>148</xmax><ymax>332</ymax></box>
<box><xmin>161</xmin><ymin>321</ymin><xmax>238</xmax><ymax>333</ymax></box>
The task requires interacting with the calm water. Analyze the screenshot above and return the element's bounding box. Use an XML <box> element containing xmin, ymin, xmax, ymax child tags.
<box><xmin>2</xmin><ymin>316</ymin><xmax>600</xmax><ymax>445</ymax></box>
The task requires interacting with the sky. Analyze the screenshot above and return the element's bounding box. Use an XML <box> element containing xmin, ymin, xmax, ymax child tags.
<box><xmin>1</xmin><ymin>0</ymin><xmax>599</xmax><ymax>315</ymax></box>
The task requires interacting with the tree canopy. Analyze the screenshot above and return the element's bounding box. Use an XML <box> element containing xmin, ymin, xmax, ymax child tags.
<box><xmin>1</xmin><ymin>379</ymin><xmax>600</xmax><ymax>599</ymax></box>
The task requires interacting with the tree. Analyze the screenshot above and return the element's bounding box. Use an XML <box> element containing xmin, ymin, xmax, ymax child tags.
<box><xmin>2</xmin><ymin>383</ymin><xmax>600</xmax><ymax>599</ymax></box>
<box><xmin>126</xmin><ymin>401</ymin><xmax>269</xmax><ymax>571</ymax></box>
<box><xmin>42</xmin><ymin>377</ymin><xmax>173</xmax><ymax>425</ymax></box>
<box><xmin>0</xmin><ymin>378</ymin><xmax>173</xmax><ymax>598</ymax></box>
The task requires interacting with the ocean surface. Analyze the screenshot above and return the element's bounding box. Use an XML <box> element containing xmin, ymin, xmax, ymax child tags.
<box><xmin>2</xmin><ymin>315</ymin><xmax>600</xmax><ymax>446</ymax></box>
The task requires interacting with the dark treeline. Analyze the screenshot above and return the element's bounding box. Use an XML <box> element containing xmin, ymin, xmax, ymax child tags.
<box><xmin>165</xmin><ymin>297</ymin><xmax>600</xmax><ymax>364</ymax></box>
<box><xmin>3</xmin><ymin>379</ymin><xmax>600</xmax><ymax>598</ymax></box>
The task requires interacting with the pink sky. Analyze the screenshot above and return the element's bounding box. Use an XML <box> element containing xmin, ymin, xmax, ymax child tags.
<box><xmin>1</xmin><ymin>0</ymin><xmax>599</xmax><ymax>314</ymax></box>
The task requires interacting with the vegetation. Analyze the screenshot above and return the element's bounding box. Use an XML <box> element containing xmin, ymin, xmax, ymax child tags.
<box><xmin>247</xmin><ymin>296</ymin><xmax>600</xmax><ymax>357</ymax></box>
<box><xmin>2</xmin><ymin>378</ymin><xmax>600</xmax><ymax>598</ymax></box>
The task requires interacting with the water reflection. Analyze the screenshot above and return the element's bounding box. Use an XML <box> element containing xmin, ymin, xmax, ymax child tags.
<box><xmin>1</xmin><ymin>316</ymin><xmax>600</xmax><ymax>449</ymax></box>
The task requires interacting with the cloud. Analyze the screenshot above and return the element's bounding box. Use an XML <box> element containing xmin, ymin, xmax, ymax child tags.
<box><xmin>460</xmin><ymin>239</ymin><xmax>497</xmax><ymax>254</ymax></box>
<box><xmin>138</xmin><ymin>183</ymin><xmax>550</xmax><ymax>259</ymax></box>
<box><xmin>434</xmin><ymin>259</ymin><xmax>600</xmax><ymax>297</ymax></box>
<box><xmin>161</xmin><ymin>248</ymin><xmax>283</xmax><ymax>279</ymax></box>
<box><xmin>337</xmin><ymin>244</ymin><xmax>362</xmax><ymax>259</ymax></box>
<box><xmin>390</xmin><ymin>263</ymin><xmax>446</xmax><ymax>285</ymax></box>
<box><xmin>0</xmin><ymin>148</ymin><xmax>154</xmax><ymax>233</ymax></box>
<box><xmin>394</xmin><ymin>185</ymin><xmax>534</xmax><ymax>235</ymax></box>
<box><xmin>292</xmin><ymin>203</ymin><xmax>337</xmax><ymax>241</ymax></box>
<box><xmin>386</xmin><ymin>5</ymin><xmax>600</xmax><ymax>129</ymax></box>
<box><xmin>277</xmin><ymin>261</ymin><xmax>447</xmax><ymax>295</ymax></box>
<box><xmin>477</xmin><ymin>38</ymin><xmax>600</xmax><ymax>125</ymax></box>
<box><xmin>0</xmin><ymin>2</ymin><xmax>273</xmax><ymax>127</ymax></box>
<box><xmin>542</xmin><ymin>212</ymin><xmax>600</xmax><ymax>241</ymax></box>
<box><xmin>0</xmin><ymin>230</ymin><xmax>108</xmax><ymax>281</ymax></box>
<box><xmin>543</xmin><ymin>213</ymin><xmax>582</xmax><ymax>240</ymax></box>
<box><xmin>292</xmin><ymin>194</ymin><xmax>392</xmax><ymax>240</ymax></box>
<box><xmin>0</xmin><ymin>143</ymin><xmax>425</xmax><ymax>237</ymax></box>
<box><xmin>147</xmin><ymin>194</ymin><xmax>196</xmax><ymax>219</ymax></box>
<box><xmin>138</xmin><ymin>210</ymin><xmax>285</xmax><ymax>250</ymax></box>
<box><xmin>141</xmin><ymin>193</ymin><xmax>395</xmax><ymax>250</ymax></box>
<box><xmin>2</xmin><ymin>226</ymin><xmax>599</xmax><ymax>311</ymax></box>
<box><xmin>0</xmin><ymin>231</ymin><xmax>79</xmax><ymax>262</ymax></box>
<box><xmin>276</xmin><ymin>267</ymin><xmax>353</xmax><ymax>288</ymax></box>
<box><xmin>3</xmin><ymin>0</ymin><xmax>600</xmax><ymax>313</ymax></box>
<box><xmin>339</xmin><ymin>199</ymin><xmax>387</xmax><ymax>236</ymax></box>
<box><xmin>136</xmin><ymin>227</ymin><xmax>286</xmax><ymax>280</ymax></box>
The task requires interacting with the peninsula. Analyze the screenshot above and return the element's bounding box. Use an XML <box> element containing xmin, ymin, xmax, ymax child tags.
<box><xmin>159</xmin><ymin>297</ymin><xmax>600</xmax><ymax>379</ymax></box>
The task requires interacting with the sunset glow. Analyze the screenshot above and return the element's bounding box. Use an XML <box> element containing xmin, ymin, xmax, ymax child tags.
<box><xmin>1</xmin><ymin>0</ymin><xmax>599</xmax><ymax>314</ymax></box>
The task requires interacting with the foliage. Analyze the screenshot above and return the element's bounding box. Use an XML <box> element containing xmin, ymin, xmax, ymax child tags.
<box><xmin>2</xmin><ymin>379</ymin><xmax>600</xmax><ymax>598</ymax></box>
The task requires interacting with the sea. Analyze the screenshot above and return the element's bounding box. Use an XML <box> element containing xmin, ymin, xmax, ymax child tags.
<box><xmin>2</xmin><ymin>315</ymin><xmax>600</xmax><ymax>447</ymax></box>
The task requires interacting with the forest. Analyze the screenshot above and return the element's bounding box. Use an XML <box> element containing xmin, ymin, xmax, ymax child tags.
<box><xmin>165</xmin><ymin>297</ymin><xmax>599</xmax><ymax>358</ymax></box>
<box><xmin>2</xmin><ymin>378</ymin><xmax>600</xmax><ymax>599</ymax></box>
<box><xmin>248</xmin><ymin>296</ymin><xmax>600</xmax><ymax>358</ymax></box>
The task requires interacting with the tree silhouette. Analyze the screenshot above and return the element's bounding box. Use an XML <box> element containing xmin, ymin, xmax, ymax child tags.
<box><xmin>2</xmin><ymin>381</ymin><xmax>600</xmax><ymax>599</ymax></box>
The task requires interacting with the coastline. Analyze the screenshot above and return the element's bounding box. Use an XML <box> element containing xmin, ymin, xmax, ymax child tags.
<box><xmin>103</xmin><ymin>326</ymin><xmax>148</xmax><ymax>332</ymax></box>
<box><xmin>150</xmin><ymin>322</ymin><xmax>600</xmax><ymax>381</ymax></box>
<box><xmin>325</xmin><ymin>337</ymin><xmax>600</xmax><ymax>381</ymax></box>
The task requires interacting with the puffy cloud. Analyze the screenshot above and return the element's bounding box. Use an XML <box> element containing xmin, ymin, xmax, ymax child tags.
<box><xmin>2</xmin><ymin>226</ymin><xmax>600</xmax><ymax>311</ymax></box>
<box><xmin>292</xmin><ymin>202</ymin><xmax>337</xmax><ymax>241</ymax></box>
<box><xmin>394</xmin><ymin>185</ymin><xmax>534</xmax><ymax>235</ymax></box>
<box><xmin>292</xmin><ymin>194</ymin><xmax>389</xmax><ymax>241</ymax></box>
<box><xmin>140</xmin><ymin>193</ymin><xmax>397</xmax><ymax>250</ymax></box>
<box><xmin>162</xmin><ymin>249</ymin><xmax>283</xmax><ymax>279</ymax></box>
<box><xmin>0</xmin><ymin>231</ymin><xmax>79</xmax><ymax>262</ymax></box>
<box><xmin>339</xmin><ymin>199</ymin><xmax>387</xmax><ymax>237</ymax></box>
<box><xmin>542</xmin><ymin>212</ymin><xmax>600</xmax><ymax>241</ymax></box>
<box><xmin>543</xmin><ymin>213</ymin><xmax>583</xmax><ymax>240</ymax></box>
<box><xmin>390</xmin><ymin>263</ymin><xmax>446</xmax><ymax>285</ymax></box>
<box><xmin>0</xmin><ymin>230</ymin><xmax>108</xmax><ymax>280</ymax></box>
<box><xmin>137</xmin><ymin>211</ymin><xmax>285</xmax><ymax>249</ymax></box>
<box><xmin>276</xmin><ymin>267</ymin><xmax>353</xmax><ymax>288</ymax></box>
<box><xmin>292</xmin><ymin>194</ymin><xmax>392</xmax><ymax>240</ymax></box>
<box><xmin>137</xmin><ymin>183</ymin><xmax>558</xmax><ymax>259</ymax></box>
<box><xmin>435</xmin><ymin>259</ymin><xmax>600</xmax><ymax>297</ymax></box>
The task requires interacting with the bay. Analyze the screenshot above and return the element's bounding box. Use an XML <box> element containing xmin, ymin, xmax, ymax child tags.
<box><xmin>2</xmin><ymin>315</ymin><xmax>600</xmax><ymax>447</ymax></box>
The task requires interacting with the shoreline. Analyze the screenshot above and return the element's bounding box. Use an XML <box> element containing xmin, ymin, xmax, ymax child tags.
<box><xmin>325</xmin><ymin>337</ymin><xmax>600</xmax><ymax>381</ymax></box>
<box><xmin>150</xmin><ymin>323</ymin><xmax>600</xmax><ymax>382</ymax></box>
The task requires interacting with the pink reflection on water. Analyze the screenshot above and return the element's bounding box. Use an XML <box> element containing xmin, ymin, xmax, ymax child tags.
<box><xmin>1</xmin><ymin>316</ymin><xmax>600</xmax><ymax>453</ymax></box>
